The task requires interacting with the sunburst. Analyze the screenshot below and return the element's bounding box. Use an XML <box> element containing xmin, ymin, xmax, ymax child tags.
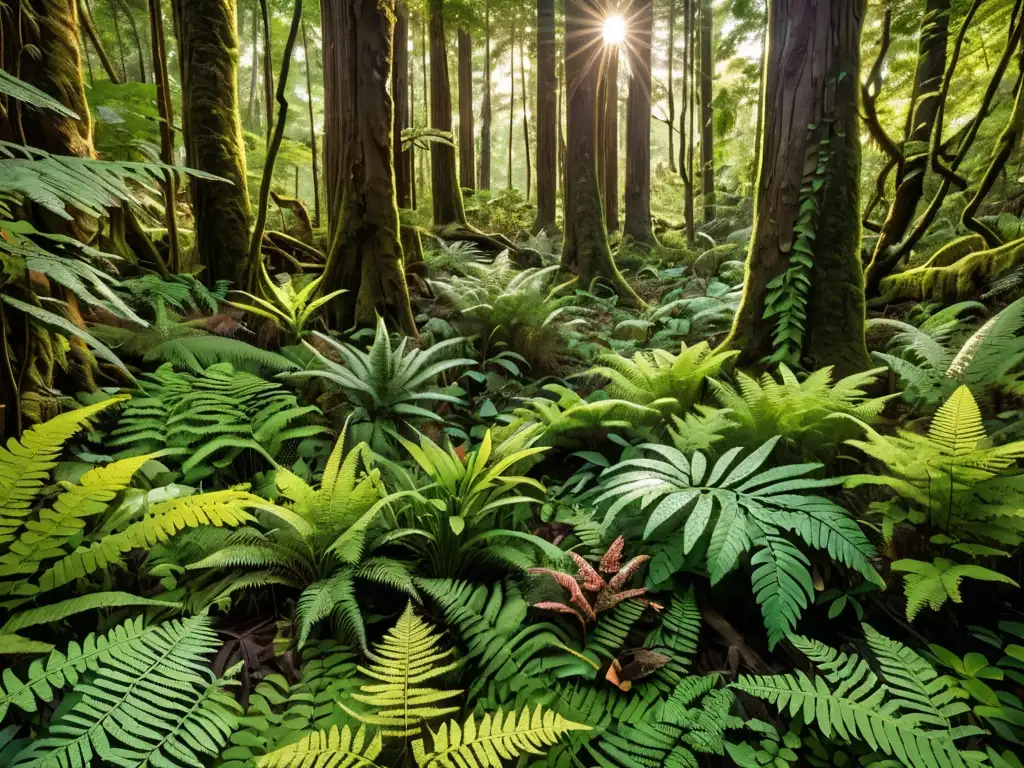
<box><xmin>565</xmin><ymin>0</ymin><xmax>651</xmax><ymax>102</ymax></box>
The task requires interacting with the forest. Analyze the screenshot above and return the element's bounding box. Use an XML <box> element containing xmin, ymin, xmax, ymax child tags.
<box><xmin>2</xmin><ymin>0</ymin><xmax>1024</xmax><ymax>765</ymax></box>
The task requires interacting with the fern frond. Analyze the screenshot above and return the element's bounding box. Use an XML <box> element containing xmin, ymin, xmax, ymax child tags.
<box><xmin>258</xmin><ymin>725</ymin><xmax>383</xmax><ymax>768</ymax></box>
<box><xmin>412</xmin><ymin>704</ymin><xmax>589</xmax><ymax>768</ymax></box>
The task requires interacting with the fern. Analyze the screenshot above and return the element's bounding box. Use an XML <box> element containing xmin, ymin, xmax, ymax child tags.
<box><xmin>10</xmin><ymin>615</ymin><xmax>241</xmax><ymax>768</ymax></box>
<box><xmin>412</xmin><ymin>704</ymin><xmax>590</xmax><ymax>768</ymax></box>
<box><xmin>108</xmin><ymin>363</ymin><xmax>325</xmax><ymax>483</ymax></box>
<box><xmin>0</xmin><ymin>69</ymin><xmax>78</xmax><ymax>117</ymax></box>
<box><xmin>588</xmin><ymin>343</ymin><xmax>738</xmax><ymax>423</ymax></box>
<box><xmin>891</xmin><ymin>558</ymin><xmax>1018</xmax><ymax>621</ymax></box>
<box><xmin>846</xmin><ymin>385</ymin><xmax>1024</xmax><ymax>547</ymax></box>
<box><xmin>733</xmin><ymin>626</ymin><xmax>983</xmax><ymax>768</ymax></box>
<box><xmin>258</xmin><ymin>725</ymin><xmax>383</xmax><ymax>768</ymax></box>
<box><xmin>0</xmin><ymin>592</ymin><xmax>175</xmax><ymax>634</ymax></box>
<box><xmin>182</xmin><ymin>427</ymin><xmax>410</xmax><ymax>648</ymax></box>
<box><xmin>597</xmin><ymin>437</ymin><xmax>882</xmax><ymax>648</ymax></box>
<box><xmin>144</xmin><ymin>335</ymin><xmax>298</xmax><ymax>374</ymax></box>
<box><xmin>707</xmin><ymin>364</ymin><xmax>894</xmax><ymax>460</ymax></box>
<box><xmin>344</xmin><ymin>602</ymin><xmax>462</xmax><ymax>736</ymax></box>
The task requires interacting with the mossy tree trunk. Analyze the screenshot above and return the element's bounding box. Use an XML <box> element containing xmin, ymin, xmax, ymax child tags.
<box><xmin>561</xmin><ymin>0</ymin><xmax>642</xmax><ymax>307</ymax></box>
<box><xmin>393</xmin><ymin>3</ymin><xmax>413</xmax><ymax>209</ymax></box>
<box><xmin>321</xmin><ymin>0</ymin><xmax>416</xmax><ymax>334</ymax></box>
<box><xmin>428</xmin><ymin>0</ymin><xmax>468</xmax><ymax>228</ymax></box>
<box><xmin>623</xmin><ymin>0</ymin><xmax>655</xmax><ymax>245</ymax></box>
<box><xmin>698</xmin><ymin>0</ymin><xmax>714</xmax><ymax>222</ymax></box>
<box><xmin>864</xmin><ymin>0</ymin><xmax>950</xmax><ymax>295</ymax></box>
<box><xmin>723</xmin><ymin>0</ymin><xmax>870</xmax><ymax>375</ymax></box>
<box><xmin>598</xmin><ymin>46</ymin><xmax>619</xmax><ymax>232</ymax></box>
<box><xmin>457</xmin><ymin>27</ymin><xmax>475</xmax><ymax>190</ymax></box>
<box><xmin>534</xmin><ymin>0</ymin><xmax>557</xmax><ymax>232</ymax></box>
<box><xmin>302</xmin><ymin>20</ymin><xmax>322</xmax><ymax>227</ymax></box>
<box><xmin>173</xmin><ymin>0</ymin><xmax>252</xmax><ymax>288</ymax></box>
<box><xmin>478</xmin><ymin>0</ymin><xmax>492</xmax><ymax>190</ymax></box>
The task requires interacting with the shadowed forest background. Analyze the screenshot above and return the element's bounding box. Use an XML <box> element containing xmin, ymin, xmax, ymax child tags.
<box><xmin>3</xmin><ymin>1</ymin><xmax>1024</xmax><ymax>767</ymax></box>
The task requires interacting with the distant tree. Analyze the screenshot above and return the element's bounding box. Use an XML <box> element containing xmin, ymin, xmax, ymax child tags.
<box><xmin>534</xmin><ymin>0</ymin><xmax>557</xmax><ymax>232</ymax></box>
<box><xmin>458</xmin><ymin>26</ymin><xmax>476</xmax><ymax>189</ymax></box>
<box><xmin>623</xmin><ymin>0</ymin><xmax>656</xmax><ymax>245</ymax></box>
<box><xmin>698</xmin><ymin>0</ymin><xmax>714</xmax><ymax>222</ymax></box>
<box><xmin>428</xmin><ymin>0</ymin><xmax>469</xmax><ymax>228</ymax></box>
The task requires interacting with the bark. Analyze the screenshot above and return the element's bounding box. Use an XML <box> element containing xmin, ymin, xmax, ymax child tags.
<box><xmin>534</xmin><ymin>0</ymin><xmax>557</xmax><ymax>232</ymax></box>
<box><xmin>698</xmin><ymin>0</ymin><xmax>714</xmax><ymax>222</ymax></box>
<box><xmin>864</xmin><ymin>0</ymin><xmax>950</xmax><ymax>295</ymax></box>
<box><xmin>624</xmin><ymin>0</ymin><xmax>655</xmax><ymax>245</ymax></box>
<box><xmin>722</xmin><ymin>0</ymin><xmax>871</xmax><ymax>375</ymax></box>
<box><xmin>258</xmin><ymin>0</ymin><xmax>273</xmax><ymax>143</ymax></box>
<box><xmin>420</xmin><ymin>14</ymin><xmax>429</xmax><ymax>202</ymax></box>
<box><xmin>148</xmin><ymin>0</ymin><xmax>180</xmax><ymax>271</ymax></box>
<box><xmin>667</xmin><ymin>0</ymin><xmax>677</xmax><ymax>174</ymax></box>
<box><xmin>173</xmin><ymin>0</ymin><xmax>253</xmax><ymax>287</ymax></box>
<box><xmin>681</xmin><ymin>0</ymin><xmax>695</xmax><ymax>243</ymax></box>
<box><xmin>478</xmin><ymin>0</ymin><xmax>492</xmax><ymax>189</ymax></box>
<box><xmin>115</xmin><ymin>0</ymin><xmax>148</xmax><ymax>82</ymax></box>
<box><xmin>457</xmin><ymin>28</ymin><xmax>475</xmax><ymax>190</ymax></box>
<box><xmin>507</xmin><ymin>18</ymin><xmax>516</xmax><ymax>190</ymax></box>
<box><xmin>302</xmin><ymin>20</ymin><xmax>322</xmax><ymax>226</ymax></box>
<box><xmin>79</xmin><ymin>0</ymin><xmax>123</xmax><ymax>83</ymax></box>
<box><xmin>751</xmin><ymin>10</ymin><xmax>766</xmax><ymax>188</ymax></box>
<box><xmin>393</xmin><ymin>6</ymin><xmax>412</xmax><ymax>208</ymax></box>
<box><xmin>409</xmin><ymin>21</ymin><xmax>417</xmax><ymax>210</ymax></box>
<box><xmin>599</xmin><ymin>47</ymin><xmax>619</xmax><ymax>232</ymax></box>
<box><xmin>247</xmin><ymin>2</ymin><xmax>260</xmax><ymax>130</ymax></box>
<box><xmin>557</xmin><ymin>49</ymin><xmax>566</xmax><ymax>205</ymax></box>
<box><xmin>561</xmin><ymin>0</ymin><xmax>642</xmax><ymax>307</ymax></box>
<box><xmin>321</xmin><ymin>0</ymin><xmax>416</xmax><ymax>333</ymax></box>
<box><xmin>247</xmin><ymin>0</ymin><xmax>303</xmax><ymax>291</ymax></box>
<box><xmin>519</xmin><ymin>21</ymin><xmax>531</xmax><ymax>201</ymax></box>
<box><xmin>111</xmin><ymin>0</ymin><xmax>130</xmax><ymax>82</ymax></box>
<box><xmin>428</xmin><ymin>0</ymin><xmax>468</xmax><ymax>227</ymax></box>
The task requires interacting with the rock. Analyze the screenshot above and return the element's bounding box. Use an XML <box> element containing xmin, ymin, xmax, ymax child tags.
<box><xmin>692</xmin><ymin>244</ymin><xmax>742</xmax><ymax>279</ymax></box>
<box><xmin>726</xmin><ymin>226</ymin><xmax>753</xmax><ymax>246</ymax></box>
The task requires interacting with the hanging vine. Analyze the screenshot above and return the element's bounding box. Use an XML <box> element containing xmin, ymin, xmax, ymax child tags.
<box><xmin>762</xmin><ymin>123</ymin><xmax>833</xmax><ymax>367</ymax></box>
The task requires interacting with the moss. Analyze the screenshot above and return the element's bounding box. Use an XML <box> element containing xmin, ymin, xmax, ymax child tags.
<box><xmin>880</xmin><ymin>236</ymin><xmax>1024</xmax><ymax>303</ymax></box>
<box><xmin>919</xmin><ymin>234</ymin><xmax>985</xmax><ymax>269</ymax></box>
<box><xmin>174</xmin><ymin>0</ymin><xmax>252</xmax><ymax>287</ymax></box>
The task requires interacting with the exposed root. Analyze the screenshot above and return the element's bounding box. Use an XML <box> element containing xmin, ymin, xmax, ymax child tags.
<box><xmin>880</xmin><ymin>235</ymin><xmax>1024</xmax><ymax>302</ymax></box>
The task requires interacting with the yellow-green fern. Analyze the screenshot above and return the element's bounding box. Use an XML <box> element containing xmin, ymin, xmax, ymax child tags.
<box><xmin>412</xmin><ymin>704</ymin><xmax>590</xmax><ymax>768</ymax></box>
<box><xmin>259</xmin><ymin>725</ymin><xmax>383</xmax><ymax>768</ymax></box>
<box><xmin>343</xmin><ymin>602</ymin><xmax>461</xmax><ymax>736</ymax></box>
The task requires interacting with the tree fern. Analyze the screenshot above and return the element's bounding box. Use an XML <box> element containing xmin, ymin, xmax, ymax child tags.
<box><xmin>344</xmin><ymin>603</ymin><xmax>462</xmax><ymax>736</ymax></box>
<box><xmin>733</xmin><ymin>626</ymin><xmax>983</xmax><ymax>768</ymax></box>
<box><xmin>597</xmin><ymin>437</ymin><xmax>882</xmax><ymax>648</ymax></box>
<box><xmin>412</xmin><ymin>704</ymin><xmax>590</xmax><ymax>768</ymax></box>
<box><xmin>10</xmin><ymin>615</ymin><xmax>241</xmax><ymax>768</ymax></box>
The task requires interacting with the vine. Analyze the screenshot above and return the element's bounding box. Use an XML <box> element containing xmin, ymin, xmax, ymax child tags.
<box><xmin>762</xmin><ymin>123</ymin><xmax>833</xmax><ymax>367</ymax></box>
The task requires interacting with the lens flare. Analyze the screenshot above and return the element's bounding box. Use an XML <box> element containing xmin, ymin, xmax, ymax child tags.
<box><xmin>602</xmin><ymin>14</ymin><xmax>626</xmax><ymax>46</ymax></box>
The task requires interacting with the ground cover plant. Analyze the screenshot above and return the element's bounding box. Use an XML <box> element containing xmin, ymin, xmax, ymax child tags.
<box><xmin>4</xmin><ymin>1</ymin><xmax>1024</xmax><ymax>767</ymax></box>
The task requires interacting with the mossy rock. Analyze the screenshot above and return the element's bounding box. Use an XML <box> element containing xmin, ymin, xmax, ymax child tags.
<box><xmin>717</xmin><ymin>260</ymin><xmax>746</xmax><ymax>285</ymax></box>
<box><xmin>726</xmin><ymin>225</ymin><xmax>753</xmax><ymax>247</ymax></box>
<box><xmin>692</xmin><ymin>243</ymin><xmax>742</xmax><ymax>279</ymax></box>
<box><xmin>880</xmin><ymin>235</ymin><xmax>1024</xmax><ymax>302</ymax></box>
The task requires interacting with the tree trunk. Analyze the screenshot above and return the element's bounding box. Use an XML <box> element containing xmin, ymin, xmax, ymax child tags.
<box><xmin>561</xmin><ymin>0</ymin><xmax>641</xmax><ymax>306</ymax></box>
<box><xmin>864</xmin><ymin>0</ymin><xmax>950</xmax><ymax>295</ymax></box>
<box><xmin>302</xmin><ymin>20</ymin><xmax>322</xmax><ymax>227</ymax></box>
<box><xmin>458</xmin><ymin>27</ymin><xmax>475</xmax><ymax>190</ymax></box>
<box><xmin>428</xmin><ymin>0</ymin><xmax>467</xmax><ymax>227</ymax></box>
<box><xmin>683</xmin><ymin>0</ymin><xmax>695</xmax><ymax>242</ymax></box>
<box><xmin>599</xmin><ymin>47</ymin><xmax>619</xmax><ymax>232</ymax></box>
<box><xmin>247</xmin><ymin>3</ymin><xmax>260</xmax><ymax>130</ymax></box>
<box><xmin>321</xmin><ymin>0</ymin><xmax>416</xmax><ymax>333</ymax></box>
<box><xmin>258</xmin><ymin>0</ymin><xmax>273</xmax><ymax>143</ymax></box>
<box><xmin>667</xmin><ymin>0</ymin><xmax>677</xmax><ymax>174</ymax></box>
<box><xmin>698</xmin><ymin>0</ymin><xmax>714</xmax><ymax>222</ymax></box>
<box><xmin>115</xmin><ymin>0</ymin><xmax>148</xmax><ymax>82</ymax></box>
<box><xmin>558</xmin><ymin>48</ymin><xmax>566</xmax><ymax>205</ymax></box>
<box><xmin>534</xmin><ymin>0</ymin><xmax>556</xmax><ymax>232</ymax></box>
<box><xmin>723</xmin><ymin>0</ymin><xmax>870</xmax><ymax>375</ymax></box>
<box><xmin>111</xmin><ymin>0</ymin><xmax>130</xmax><ymax>82</ymax></box>
<box><xmin>507</xmin><ymin>17</ymin><xmax>516</xmax><ymax>191</ymax></box>
<box><xmin>751</xmin><ymin>10</ymin><xmax>766</xmax><ymax>191</ymax></box>
<box><xmin>79</xmin><ymin>0</ymin><xmax>123</xmax><ymax>83</ymax></box>
<box><xmin>479</xmin><ymin>0</ymin><xmax>492</xmax><ymax>189</ymax></box>
<box><xmin>148</xmin><ymin>0</ymin><xmax>180</xmax><ymax>271</ymax></box>
<box><xmin>624</xmin><ymin>0</ymin><xmax>655</xmax><ymax>245</ymax></box>
<box><xmin>519</xmin><ymin>22</ymin><xmax>531</xmax><ymax>201</ymax></box>
<box><xmin>420</xmin><ymin>13</ymin><xmax>429</xmax><ymax>203</ymax></box>
<box><xmin>173</xmin><ymin>0</ymin><xmax>253</xmax><ymax>287</ymax></box>
<box><xmin>393</xmin><ymin>5</ymin><xmax>413</xmax><ymax>209</ymax></box>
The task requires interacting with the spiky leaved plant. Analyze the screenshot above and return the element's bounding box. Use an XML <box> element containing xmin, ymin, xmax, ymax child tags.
<box><xmin>530</xmin><ymin>536</ymin><xmax>650</xmax><ymax>627</ymax></box>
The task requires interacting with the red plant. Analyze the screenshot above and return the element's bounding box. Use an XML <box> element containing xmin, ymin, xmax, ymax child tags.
<box><xmin>530</xmin><ymin>536</ymin><xmax>650</xmax><ymax>625</ymax></box>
